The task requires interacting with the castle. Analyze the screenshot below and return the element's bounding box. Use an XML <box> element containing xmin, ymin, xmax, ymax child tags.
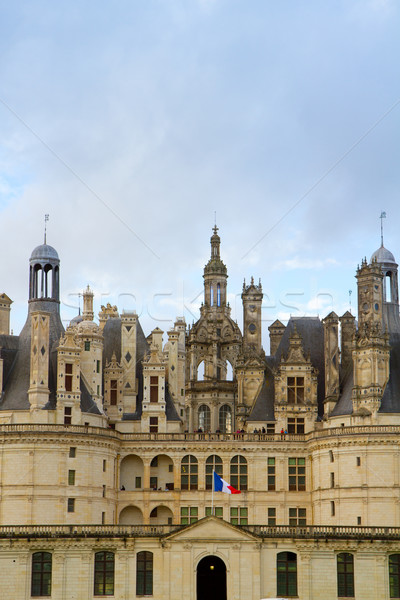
<box><xmin>0</xmin><ymin>227</ymin><xmax>400</xmax><ymax>599</ymax></box>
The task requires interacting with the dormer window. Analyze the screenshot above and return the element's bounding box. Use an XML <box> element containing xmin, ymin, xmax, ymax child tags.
<box><xmin>110</xmin><ymin>380</ymin><xmax>117</xmax><ymax>405</ymax></box>
<box><xmin>150</xmin><ymin>376</ymin><xmax>158</xmax><ymax>403</ymax></box>
<box><xmin>65</xmin><ymin>363</ymin><xmax>73</xmax><ymax>392</ymax></box>
<box><xmin>287</xmin><ymin>377</ymin><xmax>304</xmax><ymax>403</ymax></box>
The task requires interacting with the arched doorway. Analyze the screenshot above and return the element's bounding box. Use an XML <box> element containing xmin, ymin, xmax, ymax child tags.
<box><xmin>197</xmin><ymin>555</ymin><xmax>226</xmax><ymax>600</ymax></box>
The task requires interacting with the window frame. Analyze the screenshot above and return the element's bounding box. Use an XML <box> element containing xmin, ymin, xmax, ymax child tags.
<box><xmin>180</xmin><ymin>506</ymin><xmax>198</xmax><ymax>524</ymax></box>
<box><xmin>337</xmin><ymin>552</ymin><xmax>355</xmax><ymax>598</ymax></box>
<box><xmin>287</xmin><ymin>376</ymin><xmax>304</xmax><ymax>404</ymax></box>
<box><xmin>389</xmin><ymin>554</ymin><xmax>400</xmax><ymax>598</ymax></box>
<box><xmin>181</xmin><ymin>455</ymin><xmax>198</xmax><ymax>490</ymax></box>
<box><xmin>205</xmin><ymin>455</ymin><xmax>222</xmax><ymax>490</ymax></box>
<box><xmin>94</xmin><ymin>551</ymin><xmax>115</xmax><ymax>596</ymax></box>
<box><xmin>288</xmin><ymin>457</ymin><xmax>306</xmax><ymax>491</ymax></box>
<box><xmin>277</xmin><ymin>551</ymin><xmax>297</xmax><ymax>597</ymax></box>
<box><xmin>31</xmin><ymin>551</ymin><xmax>52</xmax><ymax>597</ymax></box>
<box><xmin>230</xmin><ymin>506</ymin><xmax>248</xmax><ymax>525</ymax></box>
<box><xmin>230</xmin><ymin>455</ymin><xmax>248</xmax><ymax>491</ymax></box>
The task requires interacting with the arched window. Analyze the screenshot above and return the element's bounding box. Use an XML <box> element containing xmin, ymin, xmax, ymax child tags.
<box><xmin>137</xmin><ymin>551</ymin><xmax>153</xmax><ymax>596</ymax></box>
<box><xmin>386</xmin><ymin>273</ymin><xmax>392</xmax><ymax>302</ymax></box>
<box><xmin>230</xmin><ymin>455</ymin><xmax>247</xmax><ymax>491</ymax></box>
<box><xmin>198</xmin><ymin>405</ymin><xmax>211</xmax><ymax>431</ymax></box>
<box><xmin>197</xmin><ymin>361</ymin><xmax>205</xmax><ymax>381</ymax></box>
<box><xmin>277</xmin><ymin>552</ymin><xmax>297</xmax><ymax>597</ymax></box>
<box><xmin>217</xmin><ymin>283</ymin><xmax>221</xmax><ymax>306</ymax></box>
<box><xmin>210</xmin><ymin>286</ymin><xmax>214</xmax><ymax>306</ymax></box>
<box><xmin>31</xmin><ymin>552</ymin><xmax>52</xmax><ymax>597</ymax></box>
<box><xmin>219</xmin><ymin>404</ymin><xmax>232</xmax><ymax>433</ymax></box>
<box><xmin>389</xmin><ymin>554</ymin><xmax>400</xmax><ymax>598</ymax></box>
<box><xmin>206</xmin><ymin>455</ymin><xmax>222</xmax><ymax>489</ymax></box>
<box><xmin>94</xmin><ymin>551</ymin><xmax>114</xmax><ymax>596</ymax></box>
<box><xmin>226</xmin><ymin>361</ymin><xmax>234</xmax><ymax>381</ymax></box>
<box><xmin>181</xmin><ymin>455</ymin><xmax>198</xmax><ymax>490</ymax></box>
<box><xmin>337</xmin><ymin>553</ymin><xmax>354</xmax><ymax>598</ymax></box>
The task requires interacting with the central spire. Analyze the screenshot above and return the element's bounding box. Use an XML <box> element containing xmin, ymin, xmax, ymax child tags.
<box><xmin>203</xmin><ymin>226</ymin><xmax>228</xmax><ymax>308</ymax></box>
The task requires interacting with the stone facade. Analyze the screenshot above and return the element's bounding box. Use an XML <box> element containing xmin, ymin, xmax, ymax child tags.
<box><xmin>0</xmin><ymin>230</ymin><xmax>400</xmax><ymax>598</ymax></box>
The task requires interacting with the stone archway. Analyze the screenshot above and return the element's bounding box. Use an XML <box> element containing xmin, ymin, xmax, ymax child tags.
<box><xmin>197</xmin><ymin>555</ymin><xmax>227</xmax><ymax>600</ymax></box>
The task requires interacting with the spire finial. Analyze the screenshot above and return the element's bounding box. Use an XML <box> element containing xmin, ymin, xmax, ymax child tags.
<box><xmin>44</xmin><ymin>214</ymin><xmax>49</xmax><ymax>244</ymax></box>
<box><xmin>380</xmin><ymin>211</ymin><xmax>386</xmax><ymax>247</ymax></box>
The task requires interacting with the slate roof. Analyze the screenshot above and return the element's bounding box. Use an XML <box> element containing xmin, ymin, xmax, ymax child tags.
<box><xmin>275</xmin><ymin>317</ymin><xmax>325</xmax><ymax>416</ymax></box>
<box><xmin>248</xmin><ymin>317</ymin><xmax>325</xmax><ymax>422</ymax></box>
<box><xmin>379</xmin><ymin>333</ymin><xmax>400</xmax><ymax>413</ymax></box>
<box><xmin>0</xmin><ymin>303</ymin><xmax>101</xmax><ymax>415</ymax></box>
<box><xmin>247</xmin><ymin>361</ymin><xmax>276</xmax><ymax>422</ymax></box>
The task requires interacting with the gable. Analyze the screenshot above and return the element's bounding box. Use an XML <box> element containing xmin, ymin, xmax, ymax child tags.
<box><xmin>165</xmin><ymin>516</ymin><xmax>259</xmax><ymax>543</ymax></box>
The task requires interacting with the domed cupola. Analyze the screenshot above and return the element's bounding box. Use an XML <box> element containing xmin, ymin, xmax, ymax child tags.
<box><xmin>371</xmin><ymin>243</ymin><xmax>398</xmax><ymax>306</ymax></box>
<box><xmin>29</xmin><ymin>242</ymin><xmax>60</xmax><ymax>304</ymax></box>
<box><xmin>371</xmin><ymin>244</ymin><xmax>396</xmax><ymax>266</ymax></box>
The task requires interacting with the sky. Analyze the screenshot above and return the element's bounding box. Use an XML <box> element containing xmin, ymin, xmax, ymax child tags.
<box><xmin>1</xmin><ymin>0</ymin><xmax>399</xmax><ymax>351</ymax></box>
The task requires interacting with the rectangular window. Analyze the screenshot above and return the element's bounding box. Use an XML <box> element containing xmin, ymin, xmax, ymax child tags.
<box><xmin>357</xmin><ymin>516</ymin><xmax>362</xmax><ymax>525</ymax></box>
<box><xmin>331</xmin><ymin>501</ymin><xmax>335</xmax><ymax>516</ymax></box>
<box><xmin>150</xmin><ymin>477</ymin><xmax>158</xmax><ymax>489</ymax></box>
<box><xmin>180</xmin><ymin>506</ymin><xmax>198</xmax><ymax>525</ymax></box>
<box><xmin>68</xmin><ymin>470</ymin><xmax>75</xmax><ymax>485</ymax></box>
<box><xmin>329</xmin><ymin>450</ymin><xmax>334</xmax><ymax>462</ymax></box>
<box><xmin>268</xmin><ymin>507</ymin><xmax>276</xmax><ymax>526</ymax></box>
<box><xmin>102</xmin><ymin>485</ymin><xmax>106</xmax><ymax>498</ymax></box>
<box><xmin>96</xmin><ymin>360</ymin><xmax>100</xmax><ymax>373</ymax></box>
<box><xmin>267</xmin><ymin>424</ymin><xmax>275</xmax><ymax>434</ymax></box>
<box><xmin>289</xmin><ymin>507</ymin><xmax>306</xmax><ymax>526</ymax></box>
<box><xmin>65</xmin><ymin>363</ymin><xmax>73</xmax><ymax>392</ymax></box>
<box><xmin>110</xmin><ymin>380</ymin><xmax>118</xmax><ymax>405</ymax></box>
<box><xmin>230</xmin><ymin>507</ymin><xmax>248</xmax><ymax>525</ymax></box>
<box><xmin>277</xmin><ymin>552</ymin><xmax>297</xmax><ymax>597</ymax></box>
<box><xmin>389</xmin><ymin>554</ymin><xmax>400</xmax><ymax>598</ymax></box>
<box><xmin>356</xmin><ymin>456</ymin><xmax>361</xmax><ymax>466</ymax></box>
<box><xmin>101</xmin><ymin>512</ymin><xmax>105</xmax><ymax>524</ymax></box>
<box><xmin>135</xmin><ymin>477</ymin><xmax>142</xmax><ymax>489</ymax></box>
<box><xmin>150</xmin><ymin>376</ymin><xmax>158</xmax><ymax>403</ymax></box>
<box><xmin>103</xmin><ymin>460</ymin><xmax>106</xmax><ymax>472</ymax></box>
<box><xmin>337</xmin><ymin>553</ymin><xmax>354</xmax><ymax>597</ymax></box>
<box><xmin>149</xmin><ymin>416</ymin><xmax>158</xmax><ymax>433</ymax></box>
<box><xmin>84</xmin><ymin>341</ymin><xmax>90</xmax><ymax>351</ymax></box>
<box><xmin>287</xmin><ymin>417</ymin><xmax>305</xmax><ymax>434</ymax></box>
<box><xmin>67</xmin><ymin>498</ymin><xmax>75</xmax><ymax>513</ymax></box>
<box><xmin>205</xmin><ymin>507</ymin><xmax>223</xmax><ymax>518</ymax></box>
<box><xmin>64</xmin><ymin>406</ymin><xmax>72</xmax><ymax>425</ymax></box>
<box><xmin>94</xmin><ymin>551</ymin><xmax>114</xmax><ymax>596</ymax></box>
<box><xmin>268</xmin><ymin>457</ymin><xmax>276</xmax><ymax>491</ymax></box>
<box><xmin>330</xmin><ymin>472</ymin><xmax>335</xmax><ymax>488</ymax></box>
<box><xmin>168</xmin><ymin>464</ymin><xmax>173</xmax><ymax>473</ymax></box>
<box><xmin>69</xmin><ymin>447</ymin><xmax>76</xmax><ymax>458</ymax></box>
<box><xmin>287</xmin><ymin>376</ymin><xmax>304</xmax><ymax>403</ymax></box>
<box><xmin>136</xmin><ymin>551</ymin><xmax>153</xmax><ymax>596</ymax></box>
<box><xmin>31</xmin><ymin>552</ymin><xmax>52</xmax><ymax>597</ymax></box>
<box><xmin>288</xmin><ymin>457</ymin><xmax>306</xmax><ymax>491</ymax></box>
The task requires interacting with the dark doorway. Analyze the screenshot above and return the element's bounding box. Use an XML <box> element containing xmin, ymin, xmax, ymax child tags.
<box><xmin>197</xmin><ymin>555</ymin><xmax>227</xmax><ymax>600</ymax></box>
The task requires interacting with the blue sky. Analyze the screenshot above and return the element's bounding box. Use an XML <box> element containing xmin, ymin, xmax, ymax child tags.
<box><xmin>1</xmin><ymin>0</ymin><xmax>399</xmax><ymax>348</ymax></box>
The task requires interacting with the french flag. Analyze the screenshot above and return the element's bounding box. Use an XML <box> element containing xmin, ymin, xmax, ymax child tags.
<box><xmin>213</xmin><ymin>471</ymin><xmax>241</xmax><ymax>494</ymax></box>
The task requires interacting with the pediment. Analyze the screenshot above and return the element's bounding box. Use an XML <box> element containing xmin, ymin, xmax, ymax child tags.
<box><xmin>164</xmin><ymin>516</ymin><xmax>259</xmax><ymax>542</ymax></box>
